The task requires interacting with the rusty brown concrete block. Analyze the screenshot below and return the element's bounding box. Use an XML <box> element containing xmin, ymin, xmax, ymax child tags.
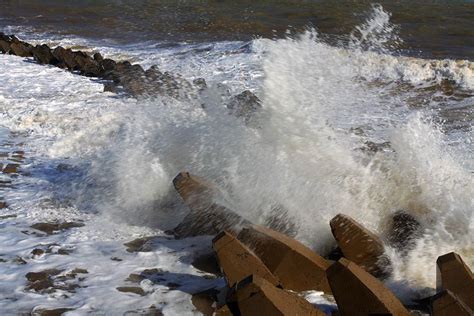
<box><xmin>327</xmin><ymin>258</ymin><xmax>409</xmax><ymax>316</ymax></box>
<box><xmin>436</xmin><ymin>252</ymin><xmax>474</xmax><ymax>311</ymax></box>
<box><xmin>330</xmin><ymin>214</ymin><xmax>391</xmax><ymax>278</ymax></box>
<box><xmin>237</xmin><ymin>225</ymin><xmax>331</xmax><ymax>293</ymax></box>
<box><xmin>171</xmin><ymin>172</ymin><xmax>250</xmax><ymax>238</ymax></box>
<box><xmin>230</xmin><ymin>275</ymin><xmax>325</xmax><ymax>316</ymax></box>
<box><xmin>432</xmin><ymin>290</ymin><xmax>473</xmax><ymax>316</ymax></box>
<box><xmin>213</xmin><ymin>231</ymin><xmax>279</xmax><ymax>287</ymax></box>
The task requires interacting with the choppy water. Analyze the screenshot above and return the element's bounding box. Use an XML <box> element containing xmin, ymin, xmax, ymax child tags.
<box><xmin>0</xmin><ymin>2</ymin><xmax>473</xmax><ymax>314</ymax></box>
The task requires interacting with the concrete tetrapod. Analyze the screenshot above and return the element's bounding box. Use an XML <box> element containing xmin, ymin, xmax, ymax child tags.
<box><xmin>171</xmin><ymin>172</ymin><xmax>250</xmax><ymax>238</ymax></box>
<box><xmin>436</xmin><ymin>252</ymin><xmax>474</xmax><ymax>311</ymax></box>
<box><xmin>237</xmin><ymin>225</ymin><xmax>332</xmax><ymax>293</ymax></box>
<box><xmin>327</xmin><ymin>258</ymin><xmax>409</xmax><ymax>316</ymax></box>
<box><xmin>229</xmin><ymin>275</ymin><xmax>325</xmax><ymax>316</ymax></box>
<box><xmin>213</xmin><ymin>231</ymin><xmax>280</xmax><ymax>288</ymax></box>
<box><xmin>431</xmin><ymin>290</ymin><xmax>473</xmax><ymax>316</ymax></box>
<box><xmin>330</xmin><ymin>214</ymin><xmax>391</xmax><ymax>278</ymax></box>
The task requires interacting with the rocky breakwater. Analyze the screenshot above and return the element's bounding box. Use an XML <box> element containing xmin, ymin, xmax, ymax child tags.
<box><xmin>0</xmin><ymin>32</ymin><xmax>194</xmax><ymax>98</ymax></box>
<box><xmin>0</xmin><ymin>33</ymin><xmax>263</xmax><ymax>109</ymax></box>
<box><xmin>166</xmin><ymin>171</ymin><xmax>473</xmax><ymax>315</ymax></box>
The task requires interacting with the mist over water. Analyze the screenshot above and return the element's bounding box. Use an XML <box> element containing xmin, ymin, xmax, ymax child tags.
<box><xmin>1</xmin><ymin>3</ymin><xmax>473</xmax><ymax>307</ymax></box>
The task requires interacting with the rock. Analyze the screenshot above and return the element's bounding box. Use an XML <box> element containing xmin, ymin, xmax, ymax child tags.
<box><xmin>361</xmin><ymin>141</ymin><xmax>391</xmax><ymax>154</ymax></box>
<box><xmin>26</xmin><ymin>269</ymin><xmax>63</xmax><ymax>282</ymax></box>
<box><xmin>25</xmin><ymin>269</ymin><xmax>63</xmax><ymax>293</ymax></box>
<box><xmin>31</xmin><ymin>44</ymin><xmax>58</xmax><ymax>65</ymax></box>
<box><xmin>330</xmin><ymin>214</ymin><xmax>391</xmax><ymax>278</ymax></box>
<box><xmin>228</xmin><ymin>275</ymin><xmax>325</xmax><ymax>316</ymax></box>
<box><xmin>100</xmin><ymin>58</ymin><xmax>117</xmax><ymax>72</ymax></box>
<box><xmin>93</xmin><ymin>52</ymin><xmax>104</xmax><ymax>62</ymax></box>
<box><xmin>10</xmin><ymin>39</ymin><xmax>33</xmax><ymax>57</ymax></box>
<box><xmin>213</xmin><ymin>231</ymin><xmax>280</xmax><ymax>287</ymax></box>
<box><xmin>237</xmin><ymin>225</ymin><xmax>332</xmax><ymax>292</ymax></box>
<box><xmin>431</xmin><ymin>290</ymin><xmax>473</xmax><ymax>316</ymax></box>
<box><xmin>52</xmin><ymin>47</ymin><xmax>79</xmax><ymax>70</ymax></box>
<box><xmin>0</xmin><ymin>201</ymin><xmax>7</xmax><ymax>209</ymax></box>
<box><xmin>13</xmin><ymin>256</ymin><xmax>27</xmax><ymax>265</ymax></box>
<box><xmin>3</xmin><ymin>163</ymin><xmax>19</xmax><ymax>173</ymax></box>
<box><xmin>30</xmin><ymin>222</ymin><xmax>85</xmax><ymax>235</ymax></box>
<box><xmin>124</xmin><ymin>236</ymin><xmax>155</xmax><ymax>252</ymax></box>
<box><xmin>31</xmin><ymin>308</ymin><xmax>74</xmax><ymax>316</ymax></box>
<box><xmin>191</xmin><ymin>252</ymin><xmax>221</xmax><ymax>275</ymax></box>
<box><xmin>0</xmin><ymin>39</ymin><xmax>11</xmax><ymax>53</ymax></box>
<box><xmin>193</xmin><ymin>78</ymin><xmax>207</xmax><ymax>90</ymax></box>
<box><xmin>73</xmin><ymin>51</ymin><xmax>102</xmax><ymax>77</ymax></box>
<box><xmin>327</xmin><ymin>258</ymin><xmax>409</xmax><ymax>316</ymax></box>
<box><xmin>126</xmin><ymin>268</ymin><xmax>166</xmax><ymax>283</ymax></box>
<box><xmin>386</xmin><ymin>211</ymin><xmax>423</xmax><ymax>253</ymax></box>
<box><xmin>31</xmin><ymin>248</ymin><xmax>45</xmax><ymax>257</ymax></box>
<box><xmin>70</xmin><ymin>268</ymin><xmax>88</xmax><ymax>274</ymax></box>
<box><xmin>103</xmin><ymin>82</ymin><xmax>120</xmax><ymax>93</ymax></box>
<box><xmin>436</xmin><ymin>252</ymin><xmax>474</xmax><ymax>311</ymax></box>
<box><xmin>170</xmin><ymin>172</ymin><xmax>250</xmax><ymax>238</ymax></box>
<box><xmin>227</xmin><ymin>90</ymin><xmax>262</xmax><ymax>121</ymax></box>
<box><xmin>263</xmin><ymin>204</ymin><xmax>299</xmax><ymax>237</ymax></box>
<box><xmin>117</xmin><ymin>286</ymin><xmax>146</xmax><ymax>296</ymax></box>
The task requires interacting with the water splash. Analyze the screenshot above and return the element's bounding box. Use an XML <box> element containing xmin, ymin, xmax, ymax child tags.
<box><xmin>1</xmin><ymin>4</ymin><xmax>472</xmax><ymax>297</ymax></box>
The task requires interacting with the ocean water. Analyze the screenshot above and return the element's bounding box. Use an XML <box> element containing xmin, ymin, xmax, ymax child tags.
<box><xmin>0</xmin><ymin>2</ymin><xmax>473</xmax><ymax>315</ymax></box>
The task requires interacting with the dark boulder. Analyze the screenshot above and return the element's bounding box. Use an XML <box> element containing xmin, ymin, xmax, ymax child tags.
<box><xmin>31</xmin><ymin>44</ymin><xmax>58</xmax><ymax>65</ymax></box>
<box><xmin>52</xmin><ymin>47</ymin><xmax>79</xmax><ymax>70</ymax></box>
<box><xmin>73</xmin><ymin>51</ymin><xmax>102</xmax><ymax>77</ymax></box>
<box><xmin>0</xmin><ymin>33</ymin><xmax>12</xmax><ymax>53</ymax></box>
<box><xmin>10</xmin><ymin>38</ymin><xmax>33</xmax><ymax>57</ymax></box>
<box><xmin>386</xmin><ymin>211</ymin><xmax>423</xmax><ymax>253</ymax></box>
<box><xmin>227</xmin><ymin>90</ymin><xmax>262</xmax><ymax>121</ymax></box>
<box><xmin>100</xmin><ymin>58</ymin><xmax>116</xmax><ymax>72</ymax></box>
<box><xmin>193</xmin><ymin>78</ymin><xmax>207</xmax><ymax>91</ymax></box>
<box><xmin>93</xmin><ymin>52</ymin><xmax>104</xmax><ymax>62</ymax></box>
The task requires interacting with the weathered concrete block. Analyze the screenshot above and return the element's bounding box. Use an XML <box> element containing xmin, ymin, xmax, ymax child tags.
<box><xmin>327</xmin><ymin>258</ymin><xmax>409</xmax><ymax>316</ymax></box>
<box><xmin>330</xmin><ymin>214</ymin><xmax>391</xmax><ymax>278</ymax></box>
<box><xmin>170</xmin><ymin>172</ymin><xmax>250</xmax><ymax>238</ymax></box>
<box><xmin>436</xmin><ymin>252</ymin><xmax>474</xmax><ymax>311</ymax></box>
<box><xmin>237</xmin><ymin>225</ymin><xmax>331</xmax><ymax>293</ymax></box>
<box><xmin>432</xmin><ymin>290</ymin><xmax>473</xmax><ymax>316</ymax></box>
<box><xmin>229</xmin><ymin>275</ymin><xmax>325</xmax><ymax>316</ymax></box>
<box><xmin>213</xmin><ymin>231</ymin><xmax>279</xmax><ymax>287</ymax></box>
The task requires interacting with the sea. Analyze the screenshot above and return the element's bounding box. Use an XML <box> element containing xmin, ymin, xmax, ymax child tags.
<box><xmin>0</xmin><ymin>1</ymin><xmax>472</xmax><ymax>314</ymax></box>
